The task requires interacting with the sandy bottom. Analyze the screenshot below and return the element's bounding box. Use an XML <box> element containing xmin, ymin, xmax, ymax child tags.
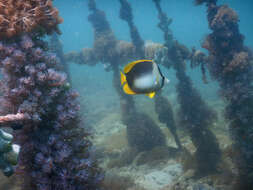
<box><xmin>0</xmin><ymin>93</ymin><xmax>234</xmax><ymax>190</ymax></box>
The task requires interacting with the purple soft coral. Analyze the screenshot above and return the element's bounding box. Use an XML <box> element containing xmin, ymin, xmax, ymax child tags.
<box><xmin>0</xmin><ymin>34</ymin><xmax>103</xmax><ymax>190</ymax></box>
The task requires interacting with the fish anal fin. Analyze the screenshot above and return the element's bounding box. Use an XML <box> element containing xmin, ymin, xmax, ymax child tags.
<box><xmin>123</xmin><ymin>84</ymin><xmax>136</xmax><ymax>95</ymax></box>
<box><xmin>146</xmin><ymin>92</ymin><xmax>156</xmax><ymax>98</ymax></box>
<box><xmin>124</xmin><ymin>59</ymin><xmax>153</xmax><ymax>73</ymax></box>
<box><xmin>120</xmin><ymin>71</ymin><xmax>126</xmax><ymax>85</ymax></box>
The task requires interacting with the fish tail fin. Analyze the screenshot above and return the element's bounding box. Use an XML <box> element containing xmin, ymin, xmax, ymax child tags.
<box><xmin>146</xmin><ymin>92</ymin><xmax>156</xmax><ymax>98</ymax></box>
<box><xmin>120</xmin><ymin>71</ymin><xmax>126</xmax><ymax>85</ymax></box>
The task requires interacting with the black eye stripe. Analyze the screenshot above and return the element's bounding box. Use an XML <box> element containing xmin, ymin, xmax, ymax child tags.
<box><xmin>128</xmin><ymin>61</ymin><xmax>153</xmax><ymax>76</ymax></box>
<box><xmin>157</xmin><ymin>65</ymin><xmax>164</xmax><ymax>78</ymax></box>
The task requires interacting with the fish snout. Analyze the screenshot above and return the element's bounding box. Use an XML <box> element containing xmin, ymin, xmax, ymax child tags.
<box><xmin>165</xmin><ymin>78</ymin><xmax>170</xmax><ymax>84</ymax></box>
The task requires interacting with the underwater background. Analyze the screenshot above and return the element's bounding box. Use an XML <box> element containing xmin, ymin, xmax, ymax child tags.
<box><xmin>58</xmin><ymin>0</ymin><xmax>253</xmax><ymax>122</ymax></box>
<box><xmin>0</xmin><ymin>0</ymin><xmax>253</xmax><ymax>190</ymax></box>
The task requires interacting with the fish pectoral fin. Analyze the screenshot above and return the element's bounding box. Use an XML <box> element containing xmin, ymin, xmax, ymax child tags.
<box><xmin>146</xmin><ymin>92</ymin><xmax>156</xmax><ymax>98</ymax></box>
<box><xmin>123</xmin><ymin>84</ymin><xmax>136</xmax><ymax>95</ymax></box>
<box><xmin>120</xmin><ymin>71</ymin><xmax>126</xmax><ymax>85</ymax></box>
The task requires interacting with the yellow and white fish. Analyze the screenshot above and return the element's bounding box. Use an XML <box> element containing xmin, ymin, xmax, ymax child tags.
<box><xmin>120</xmin><ymin>59</ymin><xmax>169</xmax><ymax>98</ymax></box>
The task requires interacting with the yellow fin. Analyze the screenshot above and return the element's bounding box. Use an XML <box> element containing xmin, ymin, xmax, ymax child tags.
<box><xmin>123</xmin><ymin>59</ymin><xmax>153</xmax><ymax>73</ymax></box>
<box><xmin>120</xmin><ymin>71</ymin><xmax>126</xmax><ymax>85</ymax></box>
<box><xmin>123</xmin><ymin>83</ymin><xmax>136</xmax><ymax>95</ymax></box>
<box><xmin>146</xmin><ymin>92</ymin><xmax>156</xmax><ymax>98</ymax></box>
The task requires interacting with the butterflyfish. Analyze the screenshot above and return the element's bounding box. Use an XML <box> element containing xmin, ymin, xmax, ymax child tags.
<box><xmin>120</xmin><ymin>59</ymin><xmax>169</xmax><ymax>98</ymax></box>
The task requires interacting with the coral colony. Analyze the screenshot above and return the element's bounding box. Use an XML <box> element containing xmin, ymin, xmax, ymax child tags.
<box><xmin>49</xmin><ymin>33</ymin><xmax>72</xmax><ymax>84</ymax></box>
<box><xmin>195</xmin><ymin>0</ymin><xmax>253</xmax><ymax>189</ymax></box>
<box><xmin>0</xmin><ymin>0</ymin><xmax>102</xmax><ymax>190</ymax></box>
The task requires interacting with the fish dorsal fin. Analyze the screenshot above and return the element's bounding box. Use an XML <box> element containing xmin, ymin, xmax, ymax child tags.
<box><xmin>120</xmin><ymin>71</ymin><xmax>127</xmax><ymax>85</ymax></box>
<box><xmin>123</xmin><ymin>83</ymin><xmax>136</xmax><ymax>95</ymax></box>
<box><xmin>123</xmin><ymin>59</ymin><xmax>153</xmax><ymax>74</ymax></box>
<box><xmin>146</xmin><ymin>92</ymin><xmax>156</xmax><ymax>98</ymax></box>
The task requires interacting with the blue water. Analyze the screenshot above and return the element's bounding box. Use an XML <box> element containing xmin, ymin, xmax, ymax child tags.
<box><xmin>55</xmin><ymin>0</ymin><xmax>253</xmax><ymax>50</ymax></box>
<box><xmin>53</xmin><ymin>0</ymin><xmax>253</xmax><ymax>118</ymax></box>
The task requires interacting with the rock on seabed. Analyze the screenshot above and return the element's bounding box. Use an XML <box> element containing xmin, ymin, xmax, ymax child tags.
<box><xmin>136</xmin><ymin>162</ymin><xmax>183</xmax><ymax>190</ymax></box>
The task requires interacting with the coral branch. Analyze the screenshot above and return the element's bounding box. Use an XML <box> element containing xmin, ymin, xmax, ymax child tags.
<box><xmin>0</xmin><ymin>0</ymin><xmax>63</xmax><ymax>39</ymax></box>
<box><xmin>0</xmin><ymin>113</ymin><xmax>29</xmax><ymax>124</ymax></box>
<box><xmin>49</xmin><ymin>33</ymin><xmax>71</xmax><ymax>84</ymax></box>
